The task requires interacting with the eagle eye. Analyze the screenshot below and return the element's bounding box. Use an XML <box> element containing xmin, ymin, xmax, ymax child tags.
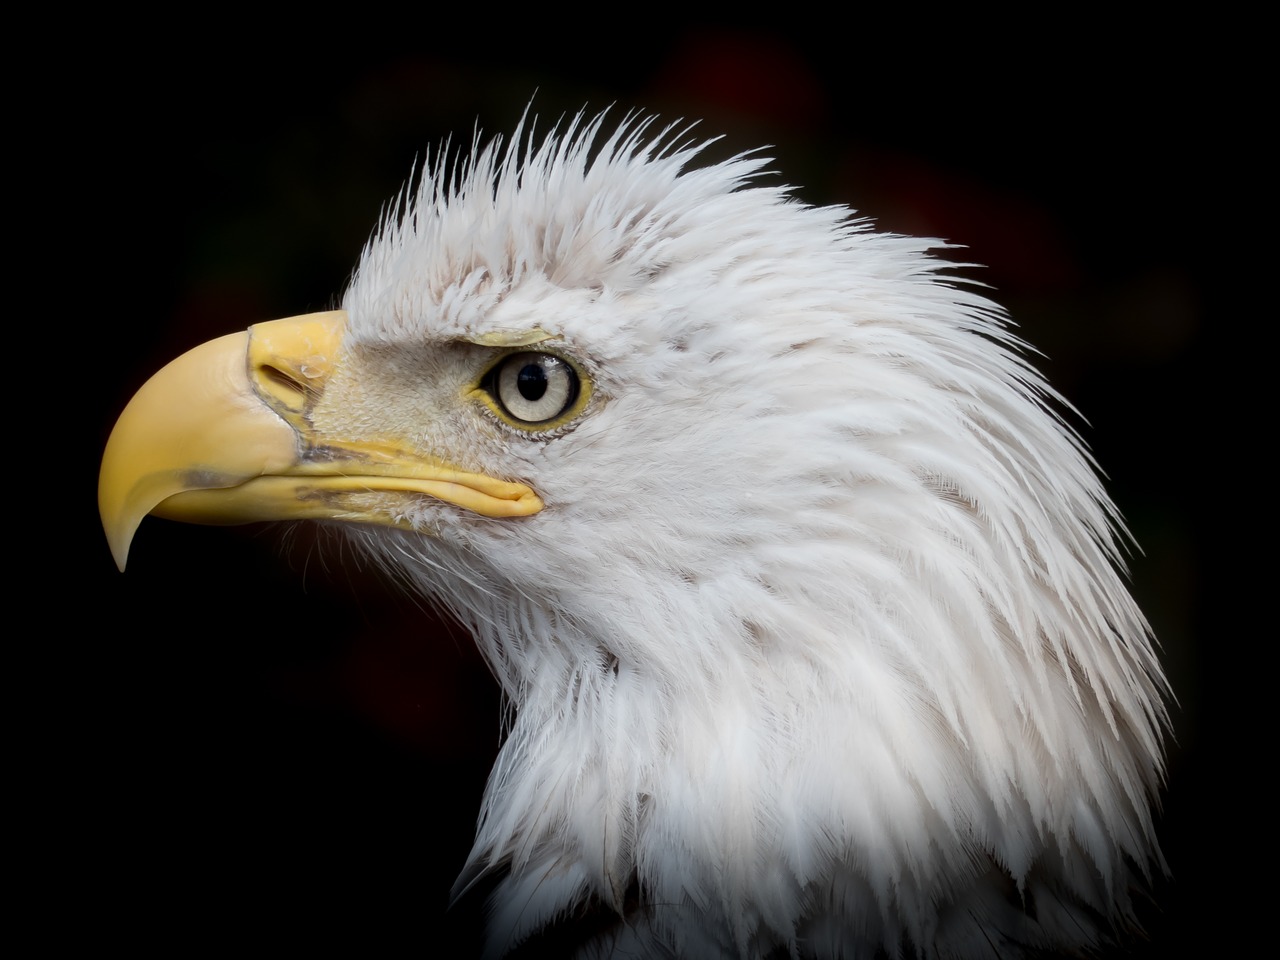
<box><xmin>481</xmin><ymin>351</ymin><xmax>583</xmax><ymax>428</ymax></box>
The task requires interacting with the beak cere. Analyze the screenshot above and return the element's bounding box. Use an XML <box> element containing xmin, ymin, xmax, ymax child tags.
<box><xmin>99</xmin><ymin>310</ymin><xmax>542</xmax><ymax>571</ymax></box>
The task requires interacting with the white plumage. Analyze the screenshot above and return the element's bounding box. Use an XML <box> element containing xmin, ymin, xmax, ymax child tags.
<box><xmin>102</xmin><ymin>112</ymin><xmax>1168</xmax><ymax>958</ymax></box>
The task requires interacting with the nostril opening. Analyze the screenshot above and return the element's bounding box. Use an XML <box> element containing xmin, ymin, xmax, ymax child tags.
<box><xmin>258</xmin><ymin>363</ymin><xmax>311</xmax><ymax>410</ymax></box>
<box><xmin>263</xmin><ymin>364</ymin><xmax>304</xmax><ymax>391</ymax></box>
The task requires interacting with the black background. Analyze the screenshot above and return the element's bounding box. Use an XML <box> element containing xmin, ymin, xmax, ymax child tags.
<box><xmin>34</xmin><ymin>20</ymin><xmax>1230</xmax><ymax>957</ymax></box>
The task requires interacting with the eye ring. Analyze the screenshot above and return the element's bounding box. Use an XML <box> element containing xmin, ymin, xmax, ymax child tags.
<box><xmin>480</xmin><ymin>351</ymin><xmax>583</xmax><ymax>427</ymax></box>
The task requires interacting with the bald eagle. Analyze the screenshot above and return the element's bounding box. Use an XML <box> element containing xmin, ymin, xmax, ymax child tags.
<box><xmin>100</xmin><ymin>113</ymin><xmax>1168</xmax><ymax>958</ymax></box>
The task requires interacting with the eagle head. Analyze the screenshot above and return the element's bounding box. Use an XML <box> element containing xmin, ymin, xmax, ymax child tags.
<box><xmin>100</xmin><ymin>113</ymin><xmax>1167</xmax><ymax>958</ymax></box>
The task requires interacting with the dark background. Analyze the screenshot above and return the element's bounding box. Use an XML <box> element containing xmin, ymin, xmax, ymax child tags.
<box><xmin>38</xmin><ymin>23</ymin><xmax>1226</xmax><ymax>956</ymax></box>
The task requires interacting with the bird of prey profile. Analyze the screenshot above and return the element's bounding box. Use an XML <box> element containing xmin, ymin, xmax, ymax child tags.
<box><xmin>100</xmin><ymin>113</ymin><xmax>1168</xmax><ymax>958</ymax></box>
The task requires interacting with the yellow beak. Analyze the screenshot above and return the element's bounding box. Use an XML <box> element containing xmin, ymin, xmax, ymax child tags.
<box><xmin>99</xmin><ymin>310</ymin><xmax>542</xmax><ymax>571</ymax></box>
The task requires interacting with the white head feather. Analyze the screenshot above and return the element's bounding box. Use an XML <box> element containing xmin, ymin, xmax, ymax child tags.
<box><xmin>337</xmin><ymin>112</ymin><xmax>1167</xmax><ymax>958</ymax></box>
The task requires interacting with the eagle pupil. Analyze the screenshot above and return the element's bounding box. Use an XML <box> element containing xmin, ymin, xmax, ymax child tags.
<box><xmin>518</xmin><ymin>364</ymin><xmax>548</xmax><ymax>401</ymax></box>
